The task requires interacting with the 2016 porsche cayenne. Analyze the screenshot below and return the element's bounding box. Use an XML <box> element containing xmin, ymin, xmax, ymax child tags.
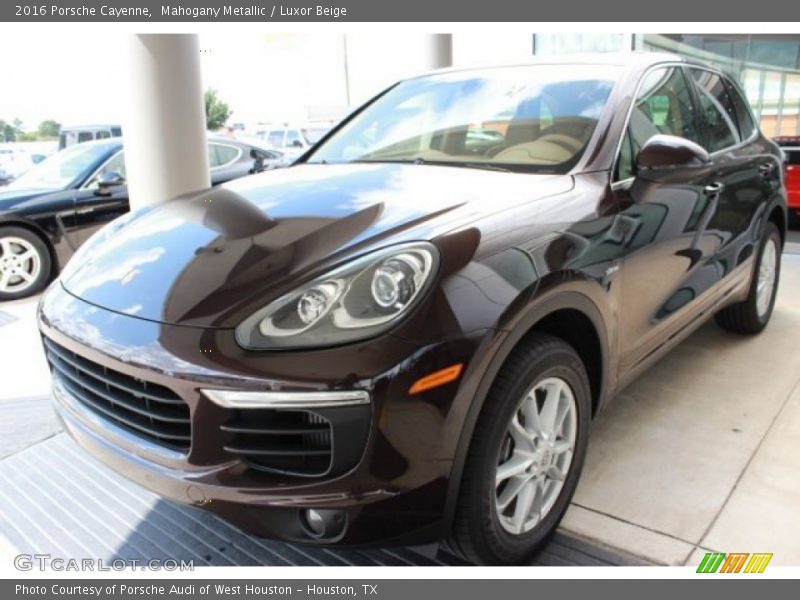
<box><xmin>39</xmin><ymin>53</ymin><xmax>786</xmax><ymax>565</ymax></box>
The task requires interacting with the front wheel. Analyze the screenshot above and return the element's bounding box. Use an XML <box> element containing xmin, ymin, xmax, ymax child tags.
<box><xmin>715</xmin><ymin>222</ymin><xmax>781</xmax><ymax>334</ymax></box>
<box><xmin>0</xmin><ymin>226</ymin><xmax>52</xmax><ymax>301</ymax></box>
<box><xmin>447</xmin><ymin>333</ymin><xmax>591</xmax><ymax>565</ymax></box>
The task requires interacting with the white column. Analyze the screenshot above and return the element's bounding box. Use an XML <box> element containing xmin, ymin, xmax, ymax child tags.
<box><xmin>122</xmin><ymin>34</ymin><xmax>210</xmax><ymax>210</ymax></box>
<box><xmin>427</xmin><ymin>34</ymin><xmax>453</xmax><ymax>70</ymax></box>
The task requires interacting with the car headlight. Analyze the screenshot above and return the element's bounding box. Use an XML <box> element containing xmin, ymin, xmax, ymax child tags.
<box><xmin>235</xmin><ymin>243</ymin><xmax>438</xmax><ymax>350</ymax></box>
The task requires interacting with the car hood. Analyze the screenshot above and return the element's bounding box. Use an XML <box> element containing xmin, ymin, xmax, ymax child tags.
<box><xmin>61</xmin><ymin>163</ymin><xmax>572</xmax><ymax>328</ymax></box>
<box><xmin>0</xmin><ymin>187</ymin><xmax>54</xmax><ymax>210</ymax></box>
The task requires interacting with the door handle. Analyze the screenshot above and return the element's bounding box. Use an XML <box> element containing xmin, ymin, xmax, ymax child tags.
<box><xmin>704</xmin><ymin>182</ymin><xmax>725</xmax><ymax>196</ymax></box>
<box><xmin>759</xmin><ymin>163</ymin><xmax>776</xmax><ymax>178</ymax></box>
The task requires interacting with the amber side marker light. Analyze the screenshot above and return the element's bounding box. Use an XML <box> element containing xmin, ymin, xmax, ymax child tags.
<box><xmin>409</xmin><ymin>364</ymin><xmax>464</xmax><ymax>395</ymax></box>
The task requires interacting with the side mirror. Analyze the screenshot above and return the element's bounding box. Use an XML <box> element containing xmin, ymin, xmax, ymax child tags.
<box><xmin>95</xmin><ymin>171</ymin><xmax>125</xmax><ymax>195</ymax></box>
<box><xmin>290</xmin><ymin>139</ymin><xmax>303</xmax><ymax>148</ymax></box>
<box><xmin>636</xmin><ymin>134</ymin><xmax>710</xmax><ymax>177</ymax></box>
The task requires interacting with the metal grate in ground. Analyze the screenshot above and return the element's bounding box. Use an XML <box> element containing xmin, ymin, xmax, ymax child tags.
<box><xmin>0</xmin><ymin>310</ymin><xmax>17</xmax><ymax>328</ymax></box>
<box><xmin>0</xmin><ymin>433</ymin><xmax>647</xmax><ymax>566</ymax></box>
<box><xmin>0</xmin><ymin>395</ymin><xmax>62</xmax><ymax>459</ymax></box>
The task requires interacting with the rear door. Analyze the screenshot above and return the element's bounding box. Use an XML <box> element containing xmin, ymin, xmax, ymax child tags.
<box><xmin>688</xmin><ymin>67</ymin><xmax>779</xmax><ymax>288</ymax></box>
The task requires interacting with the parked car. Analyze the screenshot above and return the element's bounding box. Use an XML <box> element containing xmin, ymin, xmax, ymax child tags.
<box><xmin>0</xmin><ymin>137</ymin><xmax>284</xmax><ymax>299</ymax></box>
<box><xmin>38</xmin><ymin>54</ymin><xmax>786</xmax><ymax>564</ymax></box>
<box><xmin>0</xmin><ymin>146</ymin><xmax>37</xmax><ymax>185</ymax></box>
<box><xmin>58</xmin><ymin>124</ymin><xmax>122</xmax><ymax>150</ymax></box>
<box><xmin>775</xmin><ymin>136</ymin><xmax>799</xmax><ymax>224</ymax></box>
<box><xmin>256</xmin><ymin>123</ymin><xmax>331</xmax><ymax>160</ymax></box>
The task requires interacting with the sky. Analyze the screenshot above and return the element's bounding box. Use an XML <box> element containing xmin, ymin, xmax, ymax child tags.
<box><xmin>0</xmin><ymin>31</ymin><xmax>534</xmax><ymax>132</ymax></box>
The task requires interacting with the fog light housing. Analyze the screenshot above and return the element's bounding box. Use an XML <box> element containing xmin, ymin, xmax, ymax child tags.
<box><xmin>301</xmin><ymin>508</ymin><xmax>346</xmax><ymax>539</ymax></box>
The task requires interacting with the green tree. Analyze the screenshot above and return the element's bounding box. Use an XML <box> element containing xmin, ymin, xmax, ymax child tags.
<box><xmin>0</xmin><ymin>120</ymin><xmax>18</xmax><ymax>142</ymax></box>
<box><xmin>38</xmin><ymin>119</ymin><xmax>61</xmax><ymax>138</ymax></box>
<box><xmin>204</xmin><ymin>88</ymin><xmax>231</xmax><ymax>130</ymax></box>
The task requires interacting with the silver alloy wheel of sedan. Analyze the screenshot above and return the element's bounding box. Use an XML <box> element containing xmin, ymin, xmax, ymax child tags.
<box><xmin>0</xmin><ymin>236</ymin><xmax>42</xmax><ymax>294</ymax></box>
<box><xmin>756</xmin><ymin>237</ymin><xmax>778</xmax><ymax>318</ymax></box>
<box><xmin>495</xmin><ymin>376</ymin><xmax>578</xmax><ymax>534</ymax></box>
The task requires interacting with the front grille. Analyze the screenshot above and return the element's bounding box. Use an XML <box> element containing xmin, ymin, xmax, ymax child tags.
<box><xmin>43</xmin><ymin>338</ymin><xmax>191</xmax><ymax>451</ymax></box>
<box><xmin>221</xmin><ymin>409</ymin><xmax>333</xmax><ymax>477</ymax></box>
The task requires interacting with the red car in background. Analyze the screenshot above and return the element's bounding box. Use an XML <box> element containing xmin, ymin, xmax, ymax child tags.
<box><xmin>775</xmin><ymin>136</ymin><xmax>800</xmax><ymax>223</ymax></box>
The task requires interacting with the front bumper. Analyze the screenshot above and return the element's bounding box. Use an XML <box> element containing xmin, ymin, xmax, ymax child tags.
<box><xmin>39</xmin><ymin>283</ymin><xmax>491</xmax><ymax>546</ymax></box>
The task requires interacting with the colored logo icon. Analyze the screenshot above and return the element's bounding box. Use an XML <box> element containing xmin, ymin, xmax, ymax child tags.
<box><xmin>697</xmin><ymin>552</ymin><xmax>773</xmax><ymax>573</ymax></box>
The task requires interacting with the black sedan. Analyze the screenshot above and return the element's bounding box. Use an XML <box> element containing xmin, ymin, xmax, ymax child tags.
<box><xmin>0</xmin><ymin>137</ymin><xmax>284</xmax><ymax>300</ymax></box>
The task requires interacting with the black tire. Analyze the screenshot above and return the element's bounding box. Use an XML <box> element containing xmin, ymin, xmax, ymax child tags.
<box><xmin>0</xmin><ymin>226</ymin><xmax>52</xmax><ymax>301</ymax></box>
<box><xmin>715</xmin><ymin>222</ymin><xmax>781</xmax><ymax>335</ymax></box>
<box><xmin>447</xmin><ymin>333</ymin><xmax>591</xmax><ymax>565</ymax></box>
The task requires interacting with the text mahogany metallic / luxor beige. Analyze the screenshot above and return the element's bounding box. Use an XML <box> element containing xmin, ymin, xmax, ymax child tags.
<box><xmin>39</xmin><ymin>53</ymin><xmax>787</xmax><ymax>565</ymax></box>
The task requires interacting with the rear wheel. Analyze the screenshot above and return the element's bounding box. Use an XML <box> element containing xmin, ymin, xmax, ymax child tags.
<box><xmin>715</xmin><ymin>222</ymin><xmax>781</xmax><ymax>334</ymax></box>
<box><xmin>448</xmin><ymin>333</ymin><xmax>591</xmax><ymax>565</ymax></box>
<box><xmin>0</xmin><ymin>226</ymin><xmax>51</xmax><ymax>301</ymax></box>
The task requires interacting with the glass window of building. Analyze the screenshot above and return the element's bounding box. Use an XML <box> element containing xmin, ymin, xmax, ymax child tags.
<box><xmin>534</xmin><ymin>34</ymin><xmax>628</xmax><ymax>55</ymax></box>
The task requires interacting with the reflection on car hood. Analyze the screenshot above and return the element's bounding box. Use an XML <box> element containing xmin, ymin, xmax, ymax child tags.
<box><xmin>61</xmin><ymin>163</ymin><xmax>572</xmax><ymax>328</ymax></box>
<box><xmin>0</xmin><ymin>187</ymin><xmax>55</xmax><ymax>208</ymax></box>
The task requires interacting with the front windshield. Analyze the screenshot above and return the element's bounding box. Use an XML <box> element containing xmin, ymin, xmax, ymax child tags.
<box><xmin>308</xmin><ymin>64</ymin><xmax>621</xmax><ymax>173</ymax></box>
<box><xmin>8</xmin><ymin>142</ymin><xmax>113</xmax><ymax>191</ymax></box>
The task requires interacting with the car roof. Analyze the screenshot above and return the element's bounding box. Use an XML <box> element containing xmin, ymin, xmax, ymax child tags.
<box><xmin>60</xmin><ymin>124</ymin><xmax>121</xmax><ymax>131</ymax></box>
<box><xmin>409</xmin><ymin>52</ymin><xmax>701</xmax><ymax>81</ymax></box>
<box><xmin>66</xmin><ymin>138</ymin><xmax>123</xmax><ymax>151</ymax></box>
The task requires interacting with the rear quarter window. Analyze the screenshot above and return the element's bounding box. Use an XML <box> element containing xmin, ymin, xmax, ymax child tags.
<box><xmin>208</xmin><ymin>143</ymin><xmax>241</xmax><ymax>168</ymax></box>
<box><xmin>724</xmin><ymin>78</ymin><xmax>757</xmax><ymax>140</ymax></box>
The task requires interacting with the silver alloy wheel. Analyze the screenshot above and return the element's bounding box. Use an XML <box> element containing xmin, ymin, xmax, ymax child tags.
<box><xmin>494</xmin><ymin>376</ymin><xmax>578</xmax><ymax>535</ymax></box>
<box><xmin>0</xmin><ymin>236</ymin><xmax>41</xmax><ymax>294</ymax></box>
<box><xmin>756</xmin><ymin>237</ymin><xmax>778</xmax><ymax>318</ymax></box>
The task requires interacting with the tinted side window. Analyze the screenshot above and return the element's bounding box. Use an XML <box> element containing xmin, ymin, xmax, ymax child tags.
<box><xmin>616</xmin><ymin>67</ymin><xmax>701</xmax><ymax>181</ymax></box>
<box><xmin>267</xmin><ymin>131</ymin><xmax>284</xmax><ymax>147</ymax></box>
<box><xmin>286</xmin><ymin>130</ymin><xmax>302</xmax><ymax>147</ymax></box>
<box><xmin>690</xmin><ymin>69</ymin><xmax>739</xmax><ymax>152</ymax></box>
<box><xmin>86</xmin><ymin>151</ymin><xmax>126</xmax><ymax>188</ymax></box>
<box><xmin>211</xmin><ymin>143</ymin><xmax>240</xmax><ymax>167</ymax></box>
<box><xmin>724</xmin><ymin>79</ymin><xmax>757</xmax><ymax>140</ymax></box>
<box><xmin>102</xmin><ymin>151</ymin><xmax>126</xmax><ymax>178</ymax></box>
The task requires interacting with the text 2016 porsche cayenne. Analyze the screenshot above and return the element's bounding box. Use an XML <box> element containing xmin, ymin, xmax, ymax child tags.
<box><xmin>39</xmin><ymin>54</ymin><xmax>786</xmax><ymax>564</ymax></box>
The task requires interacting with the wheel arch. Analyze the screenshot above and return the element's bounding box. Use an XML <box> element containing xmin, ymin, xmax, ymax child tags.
<box><xmin>766</xmin><ymin>201</ymin><xmax>787</xmax><ymax>248</ymax></box>
<box><xmin>443</xmin><ymin>290</ymin><xmax>612</xmax><ymax>534</ymax></box>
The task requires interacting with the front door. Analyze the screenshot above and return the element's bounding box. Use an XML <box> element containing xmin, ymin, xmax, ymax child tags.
<box><xmin>73</xmin><ymin>150</ymin><xmax>130</xmax><ymax>246</ymax></box>
<box><xmin>613</xmin><ymin>65</ymin><xmax>720</xmax><ymax>375</ymax></box>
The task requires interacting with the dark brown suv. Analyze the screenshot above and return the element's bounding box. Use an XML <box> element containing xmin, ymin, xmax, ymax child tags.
<box><xmin>39</xmin><ymin>53</ymin><xmax>786</xmax><ymax>565</ymax></box>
